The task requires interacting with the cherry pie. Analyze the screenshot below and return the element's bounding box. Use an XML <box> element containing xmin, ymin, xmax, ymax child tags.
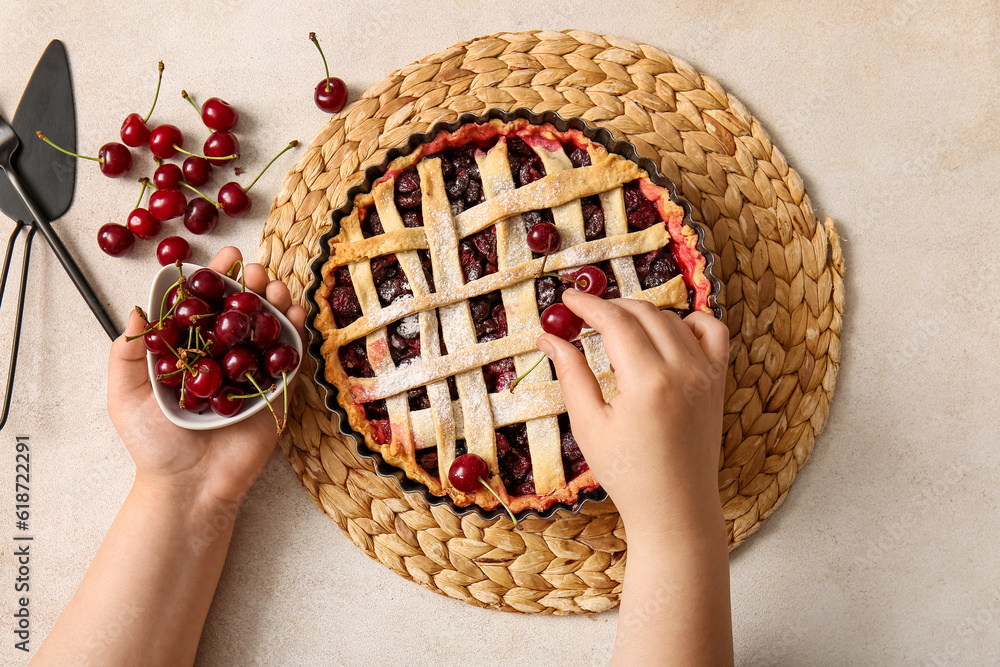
<box><xmin>313</xmin><ymin>116</ymin><xmax>714</xmax><ymax>514</ymax></box>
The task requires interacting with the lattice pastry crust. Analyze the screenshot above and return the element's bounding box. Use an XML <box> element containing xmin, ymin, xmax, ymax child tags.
<box><xmin>315</xmin><ymin>118</ymin><xmax>712</xmax><ymax>513</ymax></box>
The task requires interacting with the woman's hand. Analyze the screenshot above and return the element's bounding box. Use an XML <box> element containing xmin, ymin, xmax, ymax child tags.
<box><xmin>107</xmin><ymin>246</ymin><xmax>306</xmax><ymax>506</ymax></box>
<box><xmin>537</xmin><ymin>288</ymin><xmax>729</xmax><ymax>536</ymax></box>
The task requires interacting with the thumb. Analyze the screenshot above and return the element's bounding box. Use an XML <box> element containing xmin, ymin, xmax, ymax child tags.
<box><xmin>536</xmin><ymin>333</ymin><xmax>608</xmax><ymax>427</ymax></box>
<box><xmin>109</xmin><ymin>308</ymin><xmax>154</xmax><ymax>400</ymax></box>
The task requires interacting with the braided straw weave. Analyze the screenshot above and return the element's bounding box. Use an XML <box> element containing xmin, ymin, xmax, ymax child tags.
<box><xmin>257</xmin><ymin>30</ymin><xmax>844</xmax><ymax>614</ymax></box>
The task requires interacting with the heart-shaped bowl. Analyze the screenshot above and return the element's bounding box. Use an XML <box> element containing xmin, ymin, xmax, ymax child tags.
<box><xmin>146</xmin><ymin>262</ymin><xmax>302</xmax><ymax>431</ymax></box>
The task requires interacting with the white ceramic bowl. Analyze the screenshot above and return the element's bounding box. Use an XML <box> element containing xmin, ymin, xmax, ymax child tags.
<box><xmin>146</xmin><ymin>262</ymin><xmax>302</xmax><ymax>430</ymax></box>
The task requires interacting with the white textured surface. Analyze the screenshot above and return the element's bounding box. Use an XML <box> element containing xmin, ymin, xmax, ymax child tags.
<box><xmin>1</xmin><ymin>1</ymin><xmax>998</xmax><ymax>665</ymax></box>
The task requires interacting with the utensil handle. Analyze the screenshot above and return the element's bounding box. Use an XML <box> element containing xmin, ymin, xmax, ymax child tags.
<box><xmin>0</xmin><ymin>224</ymin><xmax>34</xmax><ymax>431</ymax></box>
<box><xmin>4</xmin><ymin>167</ymin><xmax>119</xmax><ymax>340</ymax></box>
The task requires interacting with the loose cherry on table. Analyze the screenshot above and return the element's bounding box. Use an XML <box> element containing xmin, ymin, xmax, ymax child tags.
<box><xmin>309</xmin><ymin>32</ymin><xmax>348</xmax><ymax>113</ymax></box>
<box><xmin>156</xmin><ymin>236</ymin><xmax>191</xmax><ymax>266</ymax></box>
<box><xmin>120</xmin><ymin>61</ymin><xmax>164</xmax><ymax>147</ymax></box>
<box><xmin>204</xmin><ymin>131</ymin><xmax>239</xmax><ymax>166</ymax></box>
<box><xmin>97</xmin><ymin>223</ymin><xmax>134</xmax><ymax>256</ymax></box>
<box><xmin>183</xmin><ymin>198</ymin><xmax>219</xmax><ymax>235</ymax></box>
<box><xmin>182</xmin><ymin>141</ymin><xmax>297</xmax><ymax>218</ymax></box>
<box><xmin>447</xmin><ymin>453</ymin><xmax>518</xmax><ymax>525</ymax></box>
<box><xmin>183</xmin><ymin>90</ymin><xmax>239</xmax><ymax>133</ymax></box>
<box><xmin>36</xmin><ymin>132</ymin><xmax>132</xmax><ymax>178</ymax></box>
<box><xmin>149</xmin><ymin>188</ymin><xmax>187</xmax><ymax>221</ymax></box>
<box><xmin>126</xmin><ymin>178</ymin><xmax>161</xmax><ymax>240</ymax></box>
<box><xmin>153</xmin><ymin>162</ymin><xmax>183</xmax><ymax>190</ymax></box>
<box><xmin>182</xmin><ymin>156</ymin><xmax>212</xmax><ymax>187</ymax></box>
<box><xmin>149</xmin><ymin>124</ymin><xmax>184</xmax><ymax>160</ymax></box>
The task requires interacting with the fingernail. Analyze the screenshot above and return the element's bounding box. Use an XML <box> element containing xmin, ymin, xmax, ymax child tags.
<box><xmin>536</xmin><ymin>337</ymin><xmax>554</xmax><ymax>358</ymax></box>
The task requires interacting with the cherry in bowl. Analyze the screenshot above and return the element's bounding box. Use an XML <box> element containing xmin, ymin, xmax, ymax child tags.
<box><xmin>144</xmin><ymin>262</ymin><xmax>302</xmax><ymax>431</ymax></box>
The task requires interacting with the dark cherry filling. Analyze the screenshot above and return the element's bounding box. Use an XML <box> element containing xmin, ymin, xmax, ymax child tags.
<box><xmin>328</xmin><ymin>266</ymin><xmax>363</xmax><ymax>328</ymax></box>
<box><xmin>495</xmin><ymin>423</ymin><xmax>534</xmax><ymax>495</ymax></box>
<box><xmin>372</xmin><ymin>254</ymin><xmax>413</xmax><ymax>307</ymax></box>
<box><xmin>582</xmin><ymin>195</ymin><xmax>606</xmax><ymax>240</ymax></box>
<box><xmin>361</xmin><ymin>206</ymin><xmax>384</xmax><ymax>238</ymax></box>
<box><xmin>558</xmin><ymin>413</ymin><xmax>589</xmax><ymax>482</ymax></box>
<box><xmin>634</xmin><ymin>245</ymin><xmax>680</xmax><ymax>291</ymax></box>
<box><xmin>417</xmin><ymin>447</ymin><xmax>439</xmax><ymax>477</ymax></box>
<box><xmin>338</xmin><ymin>339</ymin><xmax>373</xmax><ymax>378</ymax></box>
<box><xmin>459</xmin><ymin>226</ymin><xmax>498</xmax><ymax>283</ymax></box>
<box><xmin>623</xmin><ymin>180</ymin><xmax>661</xmax><ymax>230</ymax></box>
<box><xmin>438</xmin><ymin>145</ymin><xmax>487</xmax><ymax>215</ymax></box>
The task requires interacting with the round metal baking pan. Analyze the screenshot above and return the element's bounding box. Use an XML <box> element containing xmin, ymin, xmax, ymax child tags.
<box><xmin>303</xmin><ymin>107</ymin><xmax>723</xmax><ymax>523</ymax></box>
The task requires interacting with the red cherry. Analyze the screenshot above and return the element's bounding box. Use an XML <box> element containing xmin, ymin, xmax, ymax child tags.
<box><xmin>250</xmin><ymin>312</ymin><xmax>281</xmax><ymax>349</ymax></box>
<box><xmin>210</xmin><ymin>385</ymin><xmax>244</xmax><ymax>417</ymax></box>
<box><xmin>149</xmin><ymin>124</ymin><xmax>183</xmax><ymax>159</ymax></box>
<box><xmin>218</xmin><ymin>182</ymin><xmax>251</xmax><ymax>217</ymax></box>
<box><xmin>154</xmin><ymin>355</ymin><xmax>182</xmax><ymax>387</ymax></box>
<box><xmin>176</xmin><ymin>386</ymin><xmax>209</xmax><ymax>413</ymax></box>
<box><xmin>36</xmin><ymin>133</ymin><xmax>130</xmax><ymax>178</ymax></box>
<box><xmin>200</xmin><ymin>329</ymin><xmax>229</xmax><ymax>361</ymax></box>
<box><xmin>183</xmin><ymin>198</ymin><xmax>219</xmax><ymax>234</ymax></box>
<box><xmin>156</xmin><ymin>236</ymin><xmax>191</xmax><ymax>266</ymax></box>
<box><xmin>201</xmin><ymin>97</ymin><xmax>239</xmax><ymax>132</ymax></box>
<box><xmin>122</xmin><ymin>61</ymin><xmax>163</xmax><ymax>148</ymax></box>
<box><xmin>144</xmin><ymin>318</ymin><xmax>182</xmax><ymax>355</ymax></box>
<box><xmin>184</xmin><ymin>358</ymin><xmax>223</xmax><ymax>399</ymax></box>
<box><xmin>97</xmin><ymin>223</ymin><xmax>134</xmax><ymax>257</ymax></box>
<box><xmin>153</xmin><ymin>162</ymin><xmax>183</xmax><ymax>190</ymax></box>
<box><xmin>204</xmin><ymin>131</ymin><xmax>239</xmax><ymax>166</ymax></box>
<box><xmin>448</xmin><ymin>453</ymin><xmax>488</xmax><ymax>493</ymax></box>
<box><xmin>126</xmin><ymin>208</ymin><xmax>160</xmax><ymax>240</ymax></box>
<box><xmin>214</xmin><ymin>310</ymin><xmax>251</xmax><ymax>347</ymax></box>
<box><xmin>565</xmin><ymin>266</ymin><xmax>607</xmax><ymax>297</ymax></box>
<box><xmin>309</xmin><ymin>33</ymin><xmax>348</xmax><ymax>113</ymax></box>
<box><xmin>149</xmin><ymin>189</ymin><xmax>187</xmax><ymax>221</ymax></box>
<box><xmin>540</xmin><ymin>303</ymin><xmax>583</xmax><ymax>340</ymax></box>
<box><xmin>224</xmin><ymin>291</ymin><xmax>261</xmax><ymax>315</ymax></box>
<box><xmin>187</xmin><ymin>268</ymin><xmax>225</xmax><ymax>301</ymax></box>
<box><xmin>99</xmin><ymin>143</ymin><xmax>132</xmax><ymax>178</ymax></box>
<box><xmin>120</xmin><ymin>113</ymin><xmax>150</xmax><ymax>147</ymax></box>
<box><xmin>314</xmin><ymin>78</ymin><xmax>347</xmax><ymax>113</ymax></box>
<box><xmin>174</xmin><ymin>296</ymin><xmax>213</xmax><ymax>329</ymax></box>
<box><xmin>182</xmin><ymin>156</ymin><xmax>212</xmax><ymax>187</ymax></box>
<box><xmin>262</xmin><ymin>342</ymin><xmax>299</xmax><ymax>377</ymax></box>
<box><xmin>222</xmin><ymin>346</ymin><xmax>258</xmax><ymax>382</ymax></box>
<box><xmin>527</xmin><ymin>222</ymin><xmax>561</xmax><ymax>255</ymax></box>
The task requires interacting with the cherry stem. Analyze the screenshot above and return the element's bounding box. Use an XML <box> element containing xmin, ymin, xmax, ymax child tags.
<box><xmin>178</xmin><ymin>381</ymin><xmax>187</xmax><ymax>410</ymax></box>
<box><xmin>157</xmin><ymin>367</ymin><xmax>185</xmax><ymax>382</ymax></box>
<box><xmin>135</xmin><ymin>178</ymin><xmax>150</xmax><ymax>209</ymax></box>
<box><xmin>227</xmin><ymin>260</ymin><xmax>246</xmax><ymax>291</ymax></box>
<box><xmin>173</xmin><ymin>144</ymin><xmax>237</xmax><ymax>161</ymax></box>
<box><xmin>181</xmin><ymin>89</ymin><xmax>200</xmax><ymax>115</ymax></box>
<box><xmin>180</xmin><ymin>181</ymin><xmax>220</xmax><ymax>207</ymax></box>
<box><xmin>160</xmin><ymin>337</ymin><xmax>195</xmax><ymax>374</ymax></box>
<box><xmin>35</xmin><ymin>131</ymin><xmax>100</xmax><ymax>163</ymax></box>
<box><xmin>543</xmin><ymin>271</ymin><xmax>587</xmax><ymax>288</ymax></box>
<box><xmin>227</xmin><ymin>385</ymin><xmax>277</xmax><ymax>401</ymax></box>
<box><xmin>309</xmin><ymin>32</ymin><xmax>332</xmax><ymax>92</ymax></box>
<box><xmin>143</xmin><ymin>61</ymin><xmax>165</xmax><ymax>123</ymax></box>
<box><xmin>246</xmin><ymin>141</ymin><xmax>298</xmax><ymax>193</ymax></box>
<box><xmin>245</xmin><ymin>373</ymin><xmax>282</xmax><ymax>434</ymax></box>
<box><xmin>509</xmin><ymin>354</ymin><xmax>546</xmax><ymax>392</ymax></box>
<box><xmin>159</xmin><ymin>278</ymin><xmax>182</xmax><ymax>321</ymax></box>
<box><xmin>477</xmin><ymin>476</ymin><xmax>518</xmax><ymax>526</ymax></box>
<box><xmin>187</xmin><ymin>326</ymin><xmax>194</xmax><ymax>350</ymax></box>
<box><xmin>281</xmin><ymin>371</ymin><xmax>289</xmax><ymax>433</ymax></box>
<box><xmin>135</xmin><ymin>305</ymin><xmax>150</xmax><ymax>324</ymax></box>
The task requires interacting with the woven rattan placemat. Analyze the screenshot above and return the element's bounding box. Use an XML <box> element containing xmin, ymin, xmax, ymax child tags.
<box><xmin>256</xmin><ymin>29</ymin><xmax>844</xmax><ymax>615</ymax></box>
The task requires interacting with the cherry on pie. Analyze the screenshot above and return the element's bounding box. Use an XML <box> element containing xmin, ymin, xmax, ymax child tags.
<box><xmin>313</xmin><ymin>115</ymin><xmax>715</xmax><ymax>514</ymax></box>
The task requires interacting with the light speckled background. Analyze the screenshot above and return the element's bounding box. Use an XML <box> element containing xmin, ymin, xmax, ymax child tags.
<box><xmin>1</xmin><ymin>1</ymin><xmax>998</xmax><ymax>665</ymax></box>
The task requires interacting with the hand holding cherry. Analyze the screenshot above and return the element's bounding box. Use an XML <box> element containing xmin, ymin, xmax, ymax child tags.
<box><xmin>108</xmin><ymin>247</ymin><xmax>307</xmax><ymax>506</ymax></box>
